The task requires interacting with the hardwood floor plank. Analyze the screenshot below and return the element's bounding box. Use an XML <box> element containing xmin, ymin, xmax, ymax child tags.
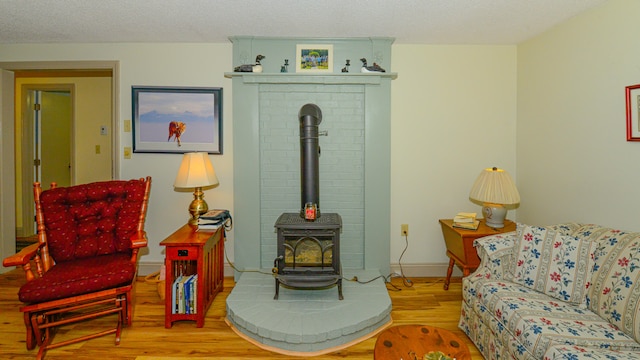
<box><xmin>0</xmin><ymin>271</ymin><xmax>482</xmax><ymax>359</ymax></box>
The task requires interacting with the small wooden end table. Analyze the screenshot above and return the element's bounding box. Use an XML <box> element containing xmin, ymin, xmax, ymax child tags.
<box><xmin>160</xmin><ymin>224</ymin><xmax>225</xmax><ymax>328</ymax></box>
<box><xmin>439</xmin><ymin>219</ymin><xmax>515</xmax><ymax>290</ymax></box>
<box><xmin>374</xmin><ymin>324</ymin><xmax>471</xmax><ymax>360</ymax></box>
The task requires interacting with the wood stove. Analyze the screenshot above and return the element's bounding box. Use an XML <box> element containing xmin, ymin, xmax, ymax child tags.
<box><xmin>273</xmin><ymin>213</ymin><xmax>343</xmax><ymax>300</ymax></box>
<box><xmin>272</xmin><ymin>103</ymin><xmax>343</xmax><ymax>300</ymax></box>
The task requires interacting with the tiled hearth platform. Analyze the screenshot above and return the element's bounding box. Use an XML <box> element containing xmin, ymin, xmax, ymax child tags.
<box><xmin>225</xmin><ymin>269</ymin><xmax>392</xmax><ymax>355</ymax></box>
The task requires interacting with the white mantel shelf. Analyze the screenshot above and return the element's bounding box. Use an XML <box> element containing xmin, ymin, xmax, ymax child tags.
<box><xmin>224</xmin><ymin>72</ymin><xmax>397</xmax><ymax>85</ymax></box>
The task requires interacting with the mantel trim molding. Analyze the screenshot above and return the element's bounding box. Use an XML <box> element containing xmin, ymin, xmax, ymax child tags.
<box><xmin>224</xmin><ymin>72</ymin><xmax>398</xmax><ymax>85</ymax></box>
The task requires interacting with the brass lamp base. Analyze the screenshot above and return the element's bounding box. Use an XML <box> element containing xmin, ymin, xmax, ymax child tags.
<box><xmin>188</xmin><ymin>187</ymin><xmax>209</xmax><ymax>225</ymax></box>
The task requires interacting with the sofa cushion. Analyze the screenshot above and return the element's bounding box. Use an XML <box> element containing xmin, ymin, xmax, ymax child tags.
<box><xmin>18</xmin><ymin>253</ymin><xmax>136</xmax><ymax>304</ymax></box>
<box><xmin>512</xmin><ymin>224</ymin><xmax>594</xmax><ymax>305</ymax></box>
<box><xmin>39</xmin><ymin>179</ymin><xmax>148</xmax><ymax>262</ymax></box>
<box><xmin>544</xmin><ymin>344</ymin><xmax>640</xmax><ymax>360</ymax></box>
<box><xmin>583</xmin><ymin>227</ymin><xmax>640</xmax><ymax>344</ymax></box>
<box><xmin>466</xmin><ymin>279</ymin><xmax>640</xmax><ymax>358</ymax></box>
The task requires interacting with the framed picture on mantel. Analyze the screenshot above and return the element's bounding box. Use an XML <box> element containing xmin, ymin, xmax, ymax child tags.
<box><xmin>296</xmin><ymin>44</ymin><xmax>333</xmax><ymax>73</ymax></box>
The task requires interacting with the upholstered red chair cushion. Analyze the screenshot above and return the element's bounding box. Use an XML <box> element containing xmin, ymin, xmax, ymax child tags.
<box><xmin>39</xmin><ymin>179</ymin><xmax>148</xmax><ymax>262</ymax></box>
<box><xmin>18</xmin><ymin>253</ymin><xmax>136</xmax><ymax>304</ymax></box>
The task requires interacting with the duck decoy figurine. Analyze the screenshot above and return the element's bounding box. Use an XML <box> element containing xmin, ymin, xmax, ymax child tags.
<box><xmin>234</xmin><ymin>55</ymin><xmax>265</xmax><ymax>73</ymax></box>
<box><xmin>360</xmin><ymin>58</ymin><xmax>386</xmax><ymax>73</ymax></box>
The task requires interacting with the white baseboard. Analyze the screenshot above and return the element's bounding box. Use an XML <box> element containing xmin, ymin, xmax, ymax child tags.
<box><xmin>139</xmin><ymin>261</ymin><xmax>235</xmax><ymax>278</ymax></box>
<box><xmin>389</xmin><ymin>262</ymin><xmax>462</xmax><ymax>278</ymax></box>
<box><xmin>138</xmin><ymin>261</ymin><xmax>462</xmax><ymax>279</ymax></box>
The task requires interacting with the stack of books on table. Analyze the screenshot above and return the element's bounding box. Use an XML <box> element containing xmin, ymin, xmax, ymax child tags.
<box><xmin>172</xmin><ymin>274</ymin><xmax>198</xmax><ymax>314</ymax></box>
<box><xmin>453</xmin><ymin>212</ymin><xmax>479</xmax><ymax>230</ymax></box>
<box><xmin>197</xmin><ymin>209</ymin><xmax>230</xmax><ymax>230</ymax></box>
<box><xmin>197</xmin><ymin>218</ymin><xmax>221</xmax><ymax>230</ymax></box>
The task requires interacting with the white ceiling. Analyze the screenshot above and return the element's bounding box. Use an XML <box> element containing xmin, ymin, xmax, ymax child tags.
<box><xmin>0</xmin><ymin>0</ymin><xmax>608</xmax><ymax>45</ymax></box>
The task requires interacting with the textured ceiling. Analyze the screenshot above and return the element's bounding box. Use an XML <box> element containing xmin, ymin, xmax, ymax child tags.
<box><xmin>0</xmin><ymin>0</ymin><xmax>608</xmax><ymax>45</ymax></box>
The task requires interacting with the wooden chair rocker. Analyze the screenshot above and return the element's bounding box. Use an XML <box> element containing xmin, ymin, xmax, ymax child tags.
<box><xmin>3</xmin><ymin>177</ymin><xmax>151</xmax><ymax>359</ymax></box>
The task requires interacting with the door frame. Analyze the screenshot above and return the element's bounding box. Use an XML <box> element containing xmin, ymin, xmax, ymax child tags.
<box><xmin>0</xmin><ymin>60</ymin><xmax>120</xmax><ymax>274</ymax></box>
<box><xmin>20</xmin><ymin>84</ymin><xmax>75</xmax><ymax>237</ymax></box>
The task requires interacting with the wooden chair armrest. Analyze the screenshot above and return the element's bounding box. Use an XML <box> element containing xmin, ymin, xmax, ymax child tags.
<box><xmin>3</xmin><ymin>242</ymin><xmax>42</xmax><ymax>267</ymax></box>
<box><xmin>130</xmin><ymin>231</ymin><xmax>148</xmax><ymax>249</ymax></box>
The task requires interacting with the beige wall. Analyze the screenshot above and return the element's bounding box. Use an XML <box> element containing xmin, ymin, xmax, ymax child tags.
<box><xmin>0</xmin><ymin>43</ymin><xmax>515</xmax><ymax>274</ymax></box>
<box><xmin>1</xmin><ymin>0</ymin><xmax>636</xmax><ymax>275</ymax></box>
<box><xmin>390</xmin><ymin>44</ymin><xmax>517</xmax><ymax>272</ymax></box>
<box><xmin>517</xmin><ymin>0</ymin><xmax>640</xmax><ymax>230</ymax></box>
<box><xmin>14</xmin><ymin>76</ymin><xmax>112</xmax><ymax>231</ymax></box>
<box><xmin>0</xmin><ymin>44</ymin><xmax>235</xmax><ymax>271</ymax></box>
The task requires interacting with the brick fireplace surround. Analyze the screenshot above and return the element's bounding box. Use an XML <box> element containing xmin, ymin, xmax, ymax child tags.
<box><xmin>228</xmin><ymin>36</ymin><xmax>396</xmax><ymax>276</ymax></box>
<box><xmin>225</xmin><ymin>36</ymin><xmax>397</xmax><ymax>354</ymax></box>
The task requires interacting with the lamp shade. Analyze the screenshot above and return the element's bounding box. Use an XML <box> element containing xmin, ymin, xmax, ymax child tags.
<box><xmin>174</xmin><ymin>152</ymin><xmax>219</xmax><ymax>189</ymax></box>
<box><xmin>469</xmin><ymin>167</ymin><xmax>520</xmax><ymax>205</ymax></box>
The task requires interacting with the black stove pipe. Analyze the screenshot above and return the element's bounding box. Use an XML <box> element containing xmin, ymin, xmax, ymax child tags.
<box><xmin>299</xmin><ymin>104</ymin><xmax>322</xmax><ymax>218</ymax></box>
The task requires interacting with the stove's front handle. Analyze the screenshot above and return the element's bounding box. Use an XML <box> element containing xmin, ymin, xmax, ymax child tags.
<box><xmin>272</xmin><ymin>255</ymin><xmax>284</xmax><ymax>275</ymax></box>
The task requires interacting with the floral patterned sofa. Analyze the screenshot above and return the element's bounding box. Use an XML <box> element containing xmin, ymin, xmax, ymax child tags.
<box><xmin>459</xmin><ymin>223</ymin><xmax>640</xmax><ymax>359</ymax></box>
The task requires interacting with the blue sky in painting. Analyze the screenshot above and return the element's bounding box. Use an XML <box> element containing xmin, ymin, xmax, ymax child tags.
<box><xmin>138</xmin><ymin>92</ymin><xmax>217</xmax><ymax>143</ymax></box>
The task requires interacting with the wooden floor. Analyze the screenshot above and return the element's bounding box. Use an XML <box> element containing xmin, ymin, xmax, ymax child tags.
<box><xmin>0</xmin><ymin>270</ymin><xmax>482</xmax><ymax>359</ymax></box>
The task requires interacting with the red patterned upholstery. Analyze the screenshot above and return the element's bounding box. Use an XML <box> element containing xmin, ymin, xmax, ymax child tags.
<box><xmin>18</xmin><ymin>253</ymin><xmax>135</xmax><ymax>303</ymax></box>
<box><xmin>15</xmin><ymin>179</ymin><xmax>148</xmax><ymax>305</ymax></box>
<box><xmin>3</xmin><ymin>177</ymin><xmax>151</xmax><ymax>357</ymax></box>
<box><xmin>39</xmin><ymin>180</ymin><xmax>148</xmax><ymax>263</ymax></box>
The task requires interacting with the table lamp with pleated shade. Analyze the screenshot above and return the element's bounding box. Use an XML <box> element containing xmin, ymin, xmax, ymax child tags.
<box><xmin>468</xmin><ymin>167</ymin><xmax>520</xmax><ymax>228</ymax></box>
<box><xmin>174</xmin><ymin>152</ymin><xmax>219</xmax><ymax>225</ymax></box>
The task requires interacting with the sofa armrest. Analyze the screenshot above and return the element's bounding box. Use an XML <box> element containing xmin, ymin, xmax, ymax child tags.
<box><xmin>468</xmin><ymin>231</ymin><xmax>517</xmax><ymax>282</ymax></box>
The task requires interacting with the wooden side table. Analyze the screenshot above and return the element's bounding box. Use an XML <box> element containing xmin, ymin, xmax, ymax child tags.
<box><xmin>439</xmin><ymin>219</ymin><xmax>515</xmax><ymax>290</ymax></box>
<box><xmin>160</xmin><ymin>224</ymin><xmax>225</xmax><ymax>328</ymax></box>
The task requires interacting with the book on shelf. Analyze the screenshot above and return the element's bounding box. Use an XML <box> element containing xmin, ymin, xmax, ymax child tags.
<box><xmin>453</xmin><ymin>212</ymin><xmax>479</xmax><ymax>230</ymax></box>
<box><xmin>452</xmin><ymin>220</ymin><xmax>480</xmax><ymax>230</ymax></box>
<box><xmin>196</xmin><ymin>221</ymin><xmax>221</xmax><ymax>230</ymax></box>
<box><xmin>172</xmin><ymin>275</ymin><xmax>181</xmax><ymax>314</ymax></box>
<box><xmin>453</xmin><ymin>212</ymin><xmax>476</xmax><ymax>223</ymax></box>
<box><xmin>172</xmin><ymin>274</ymin><xmax>198</xmax><ymax>314</ymax></box>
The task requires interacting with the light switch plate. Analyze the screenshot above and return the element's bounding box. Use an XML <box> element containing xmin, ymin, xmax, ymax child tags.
<box><xmin>124</xmin><ymin>147</ymin><xmax>132</xmax><ymax>159</ymax></box>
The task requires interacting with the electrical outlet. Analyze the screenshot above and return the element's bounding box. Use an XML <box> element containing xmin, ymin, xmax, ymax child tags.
<box><xmin>124</xmin><ymin>119</ymin><xmax>131</xmax><ymax>132</ymax></box>
<box><xmin>401</xmin><ymin>224</ymin><xmax>409</xmax><ymax>236</ymax></box>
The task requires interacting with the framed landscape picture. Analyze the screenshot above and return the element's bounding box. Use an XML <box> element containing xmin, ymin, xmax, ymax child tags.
<box><xmin>296</xmin><ymin>44</ymin><xmax>333</xmax><ymax>73</ymax></box>
<box><xmin>132</xmin><ymin>86</ymin><xmax>223</xmax><ymax>153</ymax></box>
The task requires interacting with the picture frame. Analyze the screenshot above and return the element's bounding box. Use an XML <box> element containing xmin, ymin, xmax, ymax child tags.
<box><xmin>626</xmin><ymin>84</ymin><xmax>640</xmax><ymax>141</ymax></box>
<box><xmin>132</xmin><ymin>86</ymin><xmax>223</xmax><ymax>153</ymax></box>
<box><xmin>296</xmin><ymin>44</ymin><xmax>333</xmax><ymax>73</ymax></box>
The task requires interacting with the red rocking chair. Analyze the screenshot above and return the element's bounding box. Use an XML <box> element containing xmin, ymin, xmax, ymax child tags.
<box><xmin>3</xmin><ymin>177</ymin><xmax>151</xmax><ymax>359</ymax></box>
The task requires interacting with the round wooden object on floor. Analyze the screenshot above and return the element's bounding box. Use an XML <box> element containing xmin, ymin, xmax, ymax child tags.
<box><xmin>374</xmin><ymin>324</ymin><xmax>471</xmax><ymax>360</ymax></box>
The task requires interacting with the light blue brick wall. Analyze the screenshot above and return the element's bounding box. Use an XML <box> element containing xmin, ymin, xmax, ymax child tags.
<box><xmin>259</xmin><ymin>84</ymin><xmax>365</xmax><ymax>269</ymax></box>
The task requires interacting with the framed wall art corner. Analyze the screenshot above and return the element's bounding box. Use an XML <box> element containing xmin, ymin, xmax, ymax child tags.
<box><xmin>626</xmin><ymin>83</ymin><xmax>640</xmax><ymax>141</ymax></box>
<box><xmin>295</xmin><ymin>44</ymin><xmax>333</xmax><ymax>73</ymax></box>
<box><xmin>132</xmin><ymin>86</ymin><xmax>223</xmax><ymax>153</ymax></box>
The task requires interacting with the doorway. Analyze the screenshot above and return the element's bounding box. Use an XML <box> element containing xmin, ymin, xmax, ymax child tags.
<box><xmin>18</xmin><ymin>86</ymin><xmax>73</xmax><ymax>239</ymax></box>
<box><xmin>12</xmin><ymin>69</ymin><xmax>115</xmax><ymax>246</ymax></box>
<box><xmin>0</xmin><ymin>61</ymin><xmax>119</xmax><ymax>274</ymax></box>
